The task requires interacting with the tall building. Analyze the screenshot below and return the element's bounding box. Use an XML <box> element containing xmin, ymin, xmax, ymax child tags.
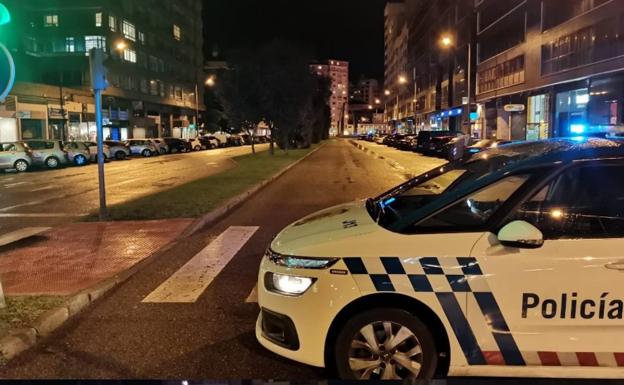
<box><xmin>0</xmin><ymin>0</ymin><xmax>204</xmax><ymax>142</ymax></box>
<box><xmin>310</xmin><ymin>59</ymin><xmax>349</xmax><ymax>135</ymax></box>
<box><xmin>350</xmin><ymin>78</ymin><xmax>381</xmax><ymax>106</ymax></box>
<box><xmin>384</xmin><ymin>0</ymin><xmax>475</xmax><ymax>134</ymax></box>
<box><xmin>475</xmin><ymin>0</ymin><xmax>624</xmax><ymax>140</ymax></box>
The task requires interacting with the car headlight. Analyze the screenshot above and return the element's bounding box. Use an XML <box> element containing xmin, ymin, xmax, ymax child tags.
<box><xmin>267</xmin><ymin>249</ymin><xmax>338</xmax><ymax>269</ymax></box>
<box><xmin>265</xmin><ymin>272</ymin><xmax>315</xmax><ymax>296</ymax></box>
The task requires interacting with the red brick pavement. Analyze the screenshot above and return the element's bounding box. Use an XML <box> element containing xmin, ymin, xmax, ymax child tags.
<box><xmin>0</xmin><ymin>219</ymin><xmax>193</xmax><ymax>296</ymax></box>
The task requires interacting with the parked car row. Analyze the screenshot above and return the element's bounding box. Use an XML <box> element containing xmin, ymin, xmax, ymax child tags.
<box><xmin>0</xmin><ymin>134</ymin><xmax>268</xmax><ymax>173</ymax></box>
<box><xmin>361</xmin><ymin>132</ymin><xmax>515</xmax><ymax>161</ymax></box>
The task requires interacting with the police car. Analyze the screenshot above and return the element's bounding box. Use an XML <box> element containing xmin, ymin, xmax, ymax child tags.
<box><xmin>256</xmin><ymin>138</ymin><xmax>624</xmax><ymax>379</ymax></box>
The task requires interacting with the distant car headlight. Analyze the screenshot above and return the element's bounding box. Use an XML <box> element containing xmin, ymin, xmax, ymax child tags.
<box><xmin>265</xmin><ymin>272</ymin><xmax>315</xmax><ymax>296</ymax></box>
<box><xmin>267</xmin><ymin>249</ymin><xmax>338</xmax><ymax>269</ymax></box>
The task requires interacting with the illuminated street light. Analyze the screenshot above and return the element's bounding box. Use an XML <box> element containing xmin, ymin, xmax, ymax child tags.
<box><xmin>374</xmin><ymin>98</ymin><xmax>381</xmax><ymax>104</ymax></box>
<box><xmin>368</xmin><ymin>105</ymin><xmax>373</xmax><ymax>109</ymax></box>
<box><xmin>205</xmin><ymin>76</ymin><xmax>216</xmax><ymax>87</ymax></box>
<box><xmin>398</xmin><ymin>75</ymin><xmax>407</xmax><ymax>84</ymax></box>
<box><xmin>384</xmin><ymin>89</ymin><xmax>391</xmax><ymax>96</ymax></box>
<box><xmin>440</xmin><ymin>35</ymin><xmax>453</xmax><ymax>48</ymax></box>
<box><xmin>115</xmin><ymin>40</ymin><xmax>127</xmax><ymax>51</ymax></box>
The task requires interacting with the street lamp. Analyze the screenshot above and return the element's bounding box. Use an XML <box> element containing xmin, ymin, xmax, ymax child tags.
<box><xmin>439</xmin><ymin>33</ymin><xmax>473</xmax><ymax>137</ymax></box>
<box><xmin>205</xmin><ymin>76</ymin><xmax>216</xmax><ymax>87</ymax></box>
<box><xmin>115</xmin><ymin>40</ymin><xmax>127</xmax><ymax>51</ymax></box>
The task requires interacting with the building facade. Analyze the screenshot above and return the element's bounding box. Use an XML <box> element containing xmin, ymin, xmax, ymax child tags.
<box><xmin>310</xmin><ymin>59</ymin><xmax>349</xmax><ymax>136</ymax></box>
<box><xmin>384</xmin><ymin>0</ymin><xmax>475</xmax><ymax>134</ymax></box>
<box><xmin>0</xmin><ymin>0</ymin><xmax>204</xmax><ymax>142</ymax></box>
<box><xmin>350</xmin><ymin>78</ymin><xmax>381</xmax><ymax>106</ymax></box>
<box><xmin>476</xmin><ymin>0</ymin><xmax>624</xmax><ymax>140</ymax></box>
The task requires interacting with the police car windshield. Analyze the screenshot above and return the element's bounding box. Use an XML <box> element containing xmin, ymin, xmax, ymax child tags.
<box><xmin>369</xmin><ymin>147</ymin><xmax>540</xmax><ymax>228</ymax></box>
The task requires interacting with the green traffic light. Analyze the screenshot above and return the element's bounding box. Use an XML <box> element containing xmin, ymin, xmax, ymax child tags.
<box><xmin>0</xmin><ymin>3</ymin><xmax>10</xmax><ymax>26</ymax></box>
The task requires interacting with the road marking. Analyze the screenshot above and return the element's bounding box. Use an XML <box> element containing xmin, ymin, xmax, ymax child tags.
<box><xmin>2</xmin><ymin>181</ymin><xmax>31</xmax><ymax>188</ymax></box>
<box><xmin>142</xmin><ymin>226</ymin><xmax>259</xmax><ymax>303</ymax></box>
<box><xmin>0</xmin><ymin>227</ymin><xmax>50</xmax><ymax>247</ymax></box>
<box><xmin>245</xmin><ymin>285</ymin><xmax>258</xmax><ymax>303</ymax></box>
<box><xmin>30</xmin><ymin>185</ymin><xmax>55</xmax><ymax>192</ymax></box>
<box><xmin>0</xmin><ymin>213</ymin><xmax>88</xmax><ymax>218</ymax></box>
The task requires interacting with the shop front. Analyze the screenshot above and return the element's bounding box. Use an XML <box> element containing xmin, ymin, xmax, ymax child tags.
<box><xmin>526</xmin><ymin>93</ymin><xmax>551</xmax><ymax>141</ymax></box>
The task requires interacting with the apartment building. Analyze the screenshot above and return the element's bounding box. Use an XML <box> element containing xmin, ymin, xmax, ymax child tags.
<box><xmin>310</xmin><ymin>59</ymin><xmax>349</xmax><ymax>135</ymax></box>
<box><xmin>0</xmin><ymin>0</ymin><xmax>204</xmax><ymax>142</ymax></box>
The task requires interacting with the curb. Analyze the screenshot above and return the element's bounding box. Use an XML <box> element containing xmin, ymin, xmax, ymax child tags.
<box><xmin>348</xmin><ymin>140</ymin><xmax>410</xmax><ymax>176</ymax></box>
<box><xmin>181</xmin><ymin>141</ymin><xmax>327</xmax><ymax>237</ymax></box>
<box><xmin>0</xmin><ymin>141</ymin><xmax>326</xmax><ymax>362</ymax></box>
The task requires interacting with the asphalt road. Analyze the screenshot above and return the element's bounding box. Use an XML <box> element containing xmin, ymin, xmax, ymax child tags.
<box><xmin>0</xmin><ymin>144</ymin><xmax>268</xmax><ymax>235</ymax></box>
<box><xmin>0</xmin><ymin>139</ymin><xmax>407</xmax><ymax>379</ymax></box>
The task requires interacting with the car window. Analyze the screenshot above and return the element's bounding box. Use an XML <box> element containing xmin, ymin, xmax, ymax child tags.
<box><xmin>511</xmin><ymin>163</ymin><xmax>624</xmax><ymax>239</ymax></box>
<box><xmin>415</xmin><ymin>174</ymin><xmax>531</xmax><ymax>231</ymax></box>
<box><xmin>1</xmin><ymin>143</ymin><xmax>17</xmax><ymax>152</ymax></box>
<box><xmin>26</xmin><ymin>141</ymin><xmax>55</xmax><ymax>150</ymax></box>
<box><xmin>65</xmin><ymin>142</ymin><xmax>78</xmax><ymax>150</ymax></box>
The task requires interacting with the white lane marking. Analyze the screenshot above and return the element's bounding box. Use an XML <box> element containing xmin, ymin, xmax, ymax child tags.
<box><xmin>30</xmin><ymin>185</ymin><xmax>55</xmax><ymax>192</ymax></box>
<box><xmin>2</xmin><ymin>181</ymin><xmax>32</xmax><ymax>188</ymax></box>
<box><xmin>245</xmin><ymin>285</ymin><xmax>258</xmax><ymax>303</ymax></box>
<box><xmin>0</xmin><ymin>227</ymin><xmax>51</xmax><ymax>247</ymax></box>
<box><xmin>142</xmin><ymin>226</ymin><xmax>259</xmax><ymax>303</ymax></box>
<box><xmin>0</xmin><ymin>213</ymin><xmax>87</xmax><ymax>218</ymax></box>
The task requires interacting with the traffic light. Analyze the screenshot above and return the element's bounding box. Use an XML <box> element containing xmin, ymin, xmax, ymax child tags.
<box><xmin>0</xmin><ymin>2</ymin><xmax>15</xmax><ymax>101</ymax></box>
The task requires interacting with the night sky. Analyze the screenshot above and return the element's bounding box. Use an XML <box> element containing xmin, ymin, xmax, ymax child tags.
<box><xmin>203</xmin><ymin>0</ymin><xmax>387</xmax><ymax>81</ymax></box>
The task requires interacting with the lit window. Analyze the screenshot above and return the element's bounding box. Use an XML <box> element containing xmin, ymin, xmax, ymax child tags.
<box><xmin>138</xmin><ymin>32</ymin><xmax>145</xmax><ymax>45</ymax></box>
<box><xmin>65</xmin><ymin>37</ymin><xmax>75</xmax><ymax>52</ymax></box>
<box><xmin>109</xmin><ymin>15</ymin><xmax>116</xmax><ymax>32</ymax></box>
<box><xmin>122</xmin><ymin>20</ymin><xmax>136</xmax><ymax>41</ymax></box>
<box><xmin>95</xmin><ymin>12</ymin><xmax>102</xmax><ymax>27</ymax></box>
<box><xmin>85</xmin><ymin>36</ymin><xmax>106</xmax><ymax>51</ymax></box>
<box><xmin>44</xmin><ymin>15</ymin><xmax>59</xmax><ymax>27</ymax></box>
<box><xmin>173</xmin><ymin>24</ymin><xmax>181</xmax><ymax>41</ymax></box>
<box><xmin>123</xmin><ymin>48</ymin><xmax>137</xmax><ymax>63</ymax></box>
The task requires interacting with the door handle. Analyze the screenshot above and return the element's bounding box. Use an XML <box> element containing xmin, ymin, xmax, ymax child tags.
<box><xmin>605</xmin><ymin>261</ymin><xmax>624</xmax><ymax>271</ymax></box>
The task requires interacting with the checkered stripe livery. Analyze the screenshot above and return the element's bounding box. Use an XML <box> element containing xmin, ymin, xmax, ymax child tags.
<box><xmin>343</xmin><ymin>256</ymin><xmax>624</xmax><ymax>367</ymax></box>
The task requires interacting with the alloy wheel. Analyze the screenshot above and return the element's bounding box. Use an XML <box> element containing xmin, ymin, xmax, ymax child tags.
<box><xmin>348</xmin><ymin>321</ymin><xmax>423</xmax><ymax>380</ymax></box>
<box><xmin>46</xmin><ymin>157</ymin><xmax>59</xmax><ymax>169</ymax></box>
<box><xmin>14</xmin><ymin>160</ymin><xmax>28</xmax><ymax>172</ymax></box>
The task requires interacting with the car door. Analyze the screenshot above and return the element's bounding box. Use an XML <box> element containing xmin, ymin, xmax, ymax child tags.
<box><xmin>470</xmin><ymin>160</ymin><xmax>624</xmax><ymax>368</ymax></box>
<box><xmin>0</xmin><ymin>143</ymin><xmax>11</xmax><ymax>167</ymax></box>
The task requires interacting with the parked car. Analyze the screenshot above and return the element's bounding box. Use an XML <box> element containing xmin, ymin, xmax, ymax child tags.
<box><xmin>463</xmin><ymin>139</ymin><xmax>515</xmax><ymax>160</ymax></box>
<box><xmin>82</xmin><ymin>141</ymin><xmax>111</xmax><ymax>162</ymax></box>
<box><xmin>383</xmin><ymin>134</ymin><xmax>405</xmax><ymax>147</ymax></box>
<box><xmin>198</xmin><ymin>136</ymin><xmax>219</xmax><ymax>150</ymax></box>
<box><xmin>125</xmin><ymin>139</ymin><xmax>158</xmax><ymax>157</ymax></box>
<box><xmin>397</xmin><ymin>135</ymin><xmax>417</xmax><ymax>151</ymax></box>
<box><xmin>163</xmin><ymin>137</ymin><xmax>189</xmax><ymax>153</ymax></box>
<box><xmin>187</xmin><ymin>137</ymin><xmax>204</xmax><ymax>151</ymax></box>
<box><xmin>62</xmin><ymin>142</ymin><xmax>91</xmax><ymax>166</ymax></box>
<box><xmin>211</xmin><ymin>133</ymin><xmax>229</xmax><ymax>147</ymax></box>
<box><xmin>374</xmin><ymin>135</ymin><xmax>387</xmax><ymax>144</ymax></box>
<box><xmin>0</xmin><ymin>142</ymin><xmax>33</xmax><ymax>172</ymax></box>
<box><xmin>149</xmin><ymin>139</ymin><xmax>170</xmax><ymax>155</ymax></box>
<box><xmin>227</xmin><ymin>135</ymin><xmax>244</xmax><ymax>147</ymax></box>
<box><xmin>21</xmin><ymin>140</ymin><xmax>69</xmax><ymax>169</ymax></box>
<box><xmin>104</xmin><ymin>140</ymin><xmax>131</xmax><ymax>160</ymax></box>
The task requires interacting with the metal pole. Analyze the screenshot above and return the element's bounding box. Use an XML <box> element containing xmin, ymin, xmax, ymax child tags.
<box><xmin>467</xmin><ymin>42</ymin><xmax>472</xmax><ymax>137</ymax></box>
<box><xmin>194</xmin><ymin>83</ymin><xmax>199</xmax><ymax>134</ymax></box>
<box><xmin>95</xmin><ymin>89</ymin><xmax>107</xmax><ymax>220</ymax></box>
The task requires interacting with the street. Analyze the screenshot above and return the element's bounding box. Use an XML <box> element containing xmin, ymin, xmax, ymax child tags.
<box><xmin>0</xmin><ymin>144</ymin><xmax>268</xmax><ymax>235</ymax></box>
<box><xmin>0</xmin><ymin>139</ymin><xmax>431</xmax><ymax>379</ymax></box>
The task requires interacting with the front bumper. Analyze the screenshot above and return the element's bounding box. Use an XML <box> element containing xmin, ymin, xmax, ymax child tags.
<box><xmin>255</xmin><ymin>255</ymin><xmax>361</xmax><ymax>368</ymax></box>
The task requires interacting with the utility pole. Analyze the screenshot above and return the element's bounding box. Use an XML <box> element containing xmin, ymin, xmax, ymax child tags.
<box><xmin>89</xmin><ymin>48</ymin><xmax>108</xmax><ymax>220</ymax></box>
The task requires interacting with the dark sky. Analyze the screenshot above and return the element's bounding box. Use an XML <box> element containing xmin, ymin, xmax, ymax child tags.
<box><xmin>203</xmin><ymin>0</ymin><xmax>387</xmax><ymax>81</ymax></box>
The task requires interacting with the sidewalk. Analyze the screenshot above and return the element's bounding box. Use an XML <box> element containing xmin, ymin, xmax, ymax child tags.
<box><xmin>0</xmin><ymin>220</ymin><xmax>192</xmax><ymax>296</ymax></box>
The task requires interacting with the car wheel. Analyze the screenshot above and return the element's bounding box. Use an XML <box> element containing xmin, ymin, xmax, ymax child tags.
<box><xmin>194</xmin><ymin>145</ymin><xmax>201</xmax><ymax>151</ymax></box>
<box><xmin>115</xmin><ymin>151</ymin><xmax>126</xmax><ymax>160</ymax></box>
<box><xmin>160</xmin><ymin>148</ymin><xmax>167</xmax><ymax>155</ymax></box>
<box><xmin>74</xmin><ymin>154</ymin><xmax>88</xmax><ymax>166</ymax></box>
<box><xmin>334</xmin><ymin>308</ymin><xmax>437</xmax><ymax>380</ymax></box>
<box><xmin>45</xmin><ymin>156</ymin><xmax>60</xmax><ymax>169</ymax></box>
<box><xmin>142</xmin><ymin>149</ymin><xmax>152</xmax><ymax>157</ymax></box>
<box><xmin>14</xmin><ymin>159</ymin><xmax>29</xmax><ymax>172</ymax></box>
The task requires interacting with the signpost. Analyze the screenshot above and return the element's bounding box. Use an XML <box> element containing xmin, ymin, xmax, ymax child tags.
<box><xmin>89</xmin><ymin>48</ymin><xmax>109</xmax><ymax>220</ymax></box>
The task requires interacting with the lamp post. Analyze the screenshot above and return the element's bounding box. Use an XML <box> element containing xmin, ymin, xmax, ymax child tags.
<box><xmin>440</xmin><ymin>34</ymin><xmax>472</xmax><ymax>136</ymax></box>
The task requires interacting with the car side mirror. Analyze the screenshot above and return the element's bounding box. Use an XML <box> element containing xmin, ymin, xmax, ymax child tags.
<box><xmin>497</xmin><ymin>220</ymin><xmax>544</xmax><ymax>249</ymax></box>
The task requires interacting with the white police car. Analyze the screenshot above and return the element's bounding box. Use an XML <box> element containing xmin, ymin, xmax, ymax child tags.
<box><xmin>256</xmin><ymin>138</ymin><xmax>624</xmax><ymax>379</ymax></box>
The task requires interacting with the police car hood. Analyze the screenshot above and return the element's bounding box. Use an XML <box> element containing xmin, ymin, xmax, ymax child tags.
<box><xmin>271</xmin><ymin>201</ymin><xmax>379</xmax><ymax>256</ymax></box>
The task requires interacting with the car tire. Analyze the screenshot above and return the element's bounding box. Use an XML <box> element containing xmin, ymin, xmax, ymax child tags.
<box><xmin>194</xmin><ymin>145</ymin><xmax>201</xmax><ymax>151</ymax></box>
<box><xmin>14</xmin><ymin>159</ymin><xmax>29</xmax><ymax>172</ymax></box>
<box><xmin>74</xmin><ymin>154</ymin><xmax>88</xmax><ymax>166</ymax></box>
<box><xmin>115</xmin><ymin>151</ymin><xmax>126</xmax><ymax>160</ymax></box>
<box><xmin>142</xmin><ymin>149</ymin><xmax>152</xmax><ymax>157</ymax></box>
<box><xmin>160</xmin><ymin>148</ymin><xmax>167</xmax><ymax>155</ymax></box>
<box><xmin>45</xmin><ymin>156</ymin><xmax>61</xmax><ymax>169</ymax></box>
<box><xmin>334</xmin><ymin>308</ymin><xmax>437</xmax><ymax>380</ymax></box>
<box><xmin>171</xmin><ymin>147</ymin><xmax>178</xmax><ymax>154</ymax></box>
